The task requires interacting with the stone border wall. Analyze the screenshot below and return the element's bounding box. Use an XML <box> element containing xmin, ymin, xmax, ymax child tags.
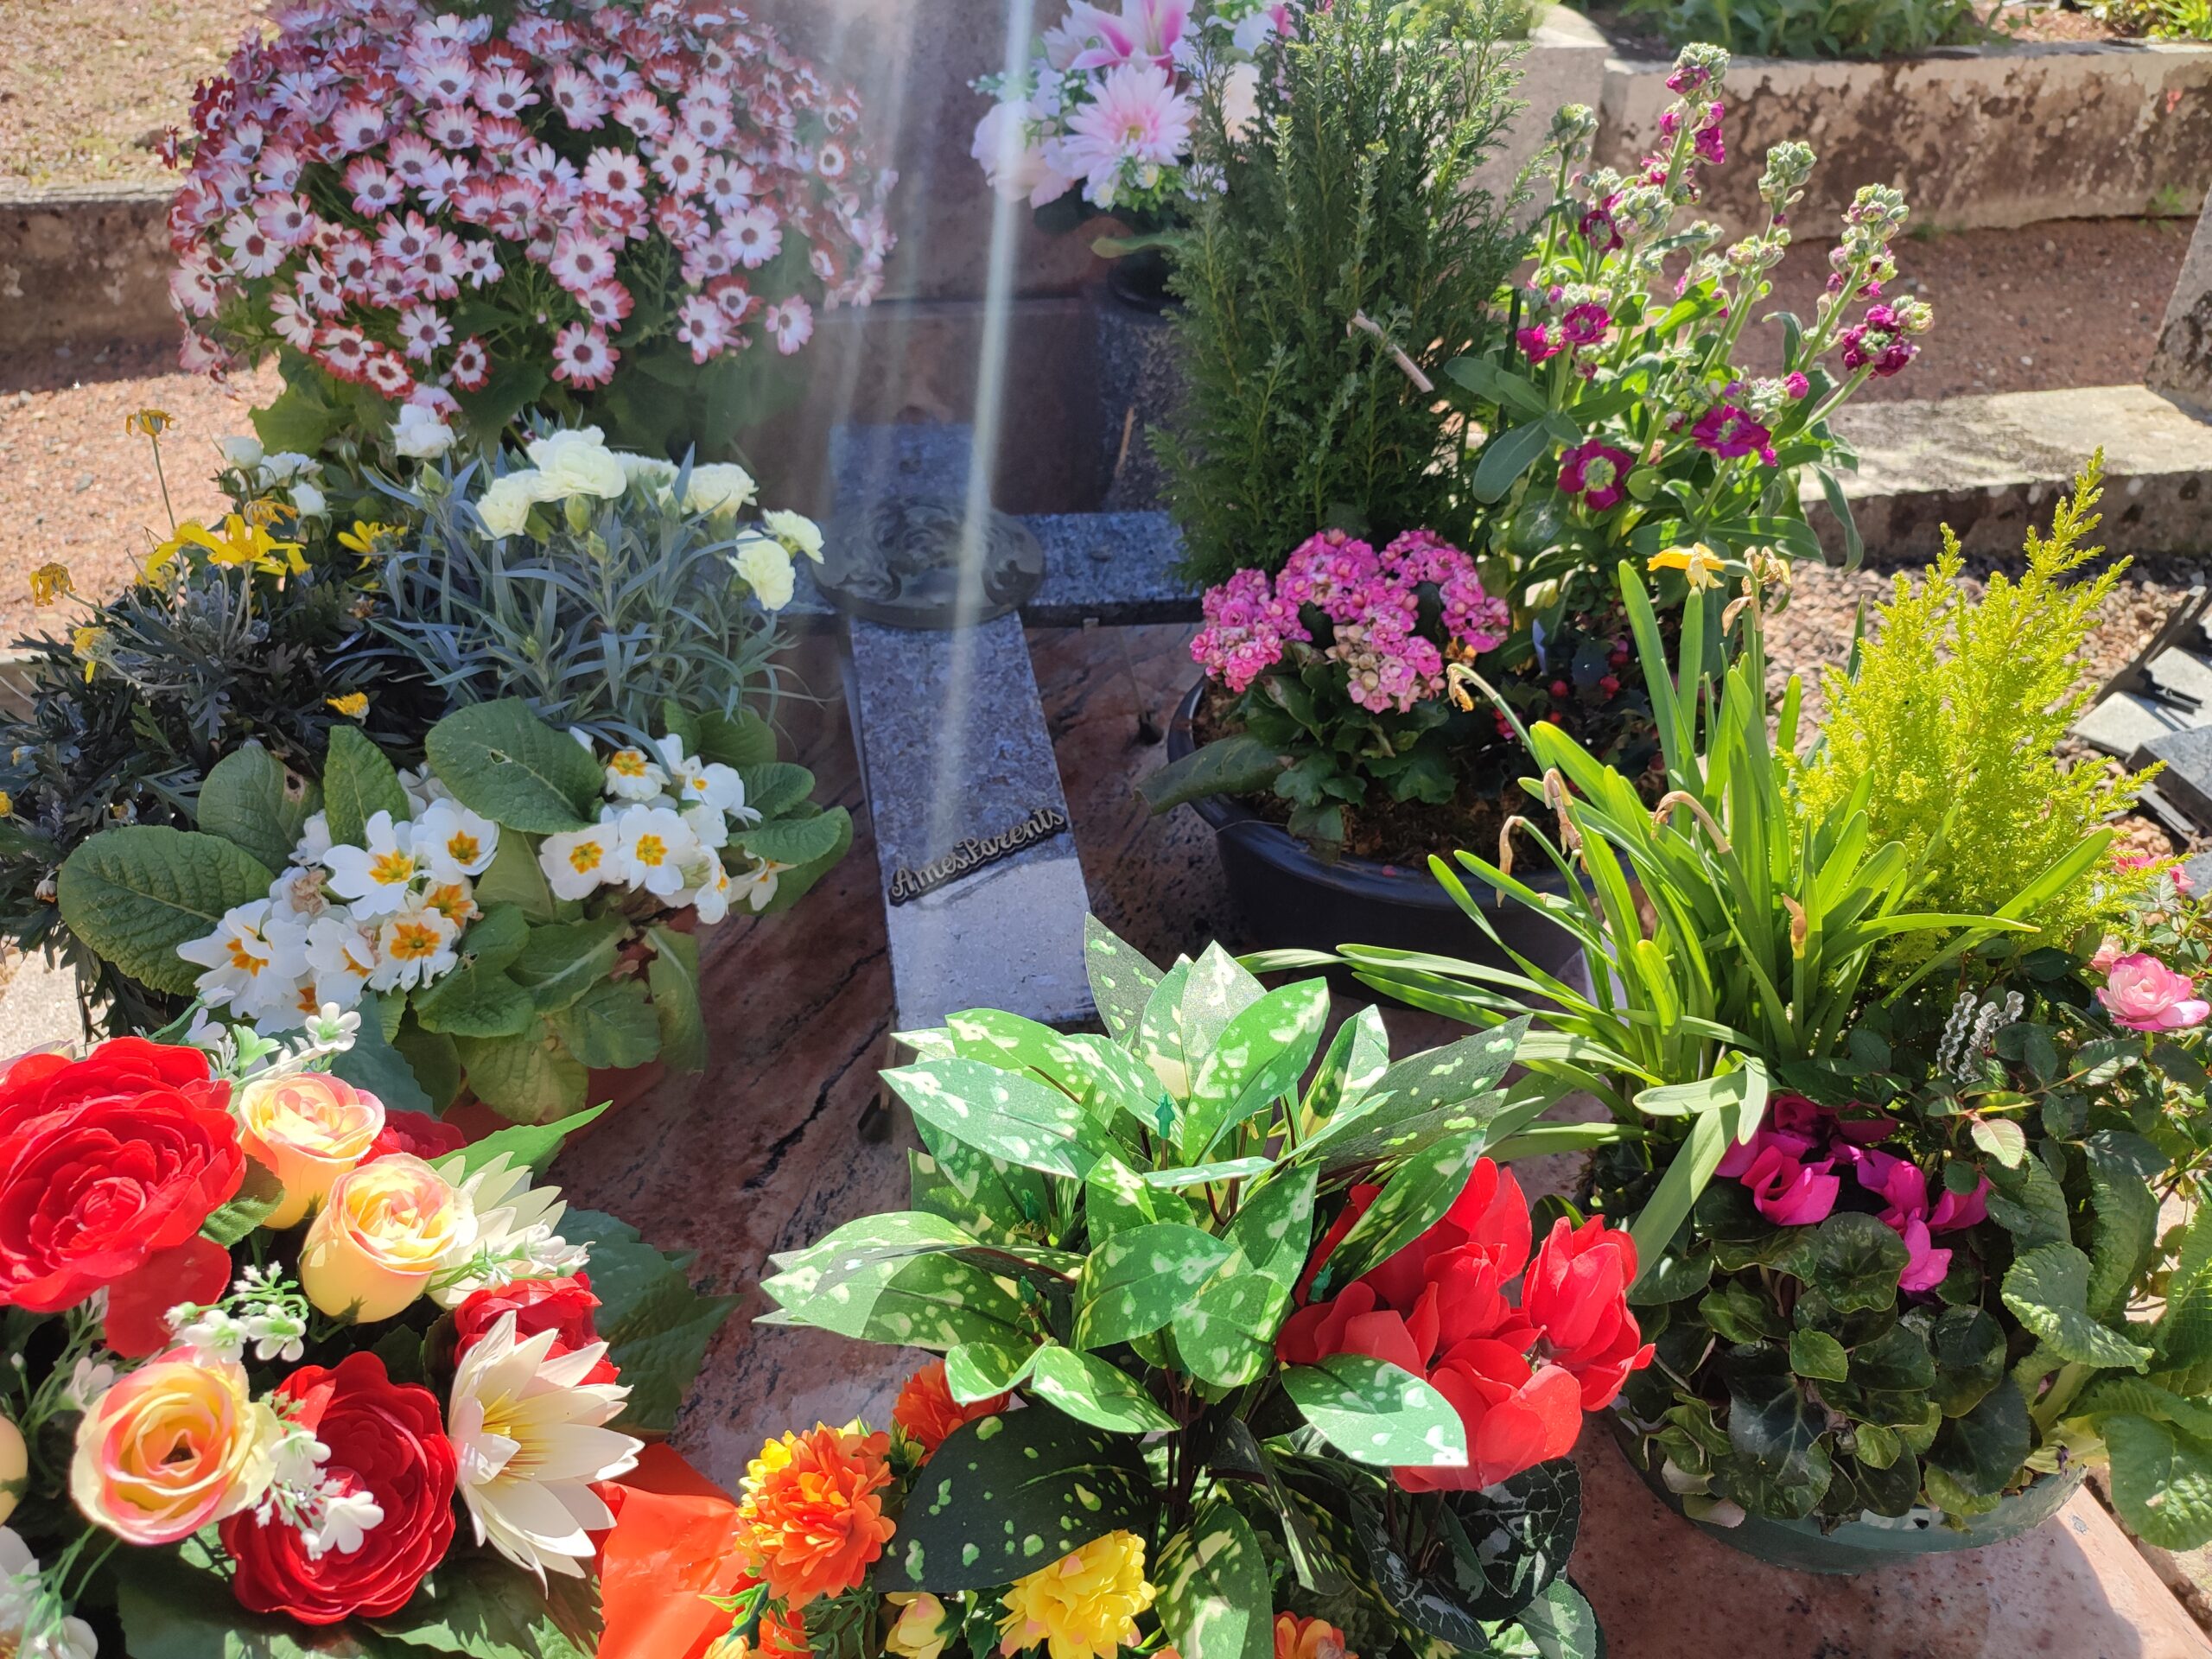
<box><xmin>0</xmin><ymin>184</ymin><xmax>176</xmax><ymax>358</ymax></box>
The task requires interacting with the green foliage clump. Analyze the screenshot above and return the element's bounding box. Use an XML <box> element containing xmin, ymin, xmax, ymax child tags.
<box><xmin>1621</xmin><ymin>0</ymin><xmax>1990</xmax><ymax>60</ymax></box>
<box><xmin>1796</xmin><ymin>455</ymin><xmax>2146</xmax><ymax>965</ymax></box>
<box><xmin>1155</xmin><ymin>0</ymin><xmax>1529</xmax><ymax>588</ymax></box>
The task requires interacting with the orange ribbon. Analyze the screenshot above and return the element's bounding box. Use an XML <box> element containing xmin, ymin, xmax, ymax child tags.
<box><xmin>594</xmin><ymin>1444</ymin><xmax>753</xmax><ymax>1659</ymax></box>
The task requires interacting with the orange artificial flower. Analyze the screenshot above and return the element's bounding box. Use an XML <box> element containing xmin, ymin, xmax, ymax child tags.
<box><xmin>891</xmin><ymin>1360</ymin><xmax>1007</xmax><ymax>1461</ymax></box>
<box><xmin>705</xmin><ymin>1607</ymin><xmax>809</xmax><ymax>1659</ymax></box>
<box><xmin>735</xmin><ymin>1425</ymin><xmax>895</xmax><ymax>1610</ymax></box>
<box><xmin>1274</xmin><ymin>1616</ymin><xmax>1354</xmax><ymax>1659</ymax></box>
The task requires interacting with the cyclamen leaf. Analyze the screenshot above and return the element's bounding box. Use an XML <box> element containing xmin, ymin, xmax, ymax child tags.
<box><xmin>2001</xmin><ymin>1243</ymin><xmax>2153</xmax><ymax>1372</ymax></box>
<box><xmin>1182</xmin><ymin>978</ymin><xmax>1332</xmax><ymax>1160</ymax></box>
<box><xmin>884</xmin><ymin>1057</ymin><xmax>1106</xmax><ymax>1179</ymax></box>
<box><xmin>1027</xmin><ymin>1346</ymin><xmax>1178</xmax><ymax>1434</ymax></box>
<box><xmin>1072</xmin><ymin>1223</ymin><xmax>1234</xmax><ymax>1350</ymax></box>
<box><xmin>1282</xmin><ymin>1355</ymin><xmax>1468</xmax><ymax>1471</ymax></box>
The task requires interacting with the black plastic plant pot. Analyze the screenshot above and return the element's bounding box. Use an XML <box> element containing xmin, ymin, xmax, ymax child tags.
<box><xmin>1166</xmin><ymin>680</ymin><xmax>1580</xmax><ymax>975</ymax></box>
<box><xmin>1608</xmin><ymin>1408</ymin><xmax>2084</xmax><ymax>1576</ymax></box>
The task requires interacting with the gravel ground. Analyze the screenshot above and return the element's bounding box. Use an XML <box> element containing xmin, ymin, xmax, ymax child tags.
<box><xmin>0</xmin><ymin>0</ymin><xmax>265</xmax><ymax>188</ymax></box>
<box><xmin>0</xmin><ymin>342</ymin><xmax>280</xmax><ymax>642</ymax></box>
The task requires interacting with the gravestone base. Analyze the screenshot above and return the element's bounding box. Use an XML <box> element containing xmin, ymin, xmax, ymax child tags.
<box><xmin>1090</xmin><ymin>286</ymin><xmax>1183</xmax><ymax>512</ymax></box>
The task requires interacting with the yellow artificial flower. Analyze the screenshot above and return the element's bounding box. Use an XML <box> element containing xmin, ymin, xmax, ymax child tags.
<box><xmin>124</xmin><ymin>409</ymin><xmax>175</xmax><ymax>439</ymax></box>
<box><xmin>996</xmin><ymin>1531</ymin><xmax>1157</xmax><ymax>1659</ymax></box>
<box><xmin>327</xmin><ymin>692</ymin><xmax>370</xmax><ymax>719</ymax></box>
<box><xmin>70</xmin><ymin>626</ymin><xmax>111</xmax><ymax>683</ymax></box>
<box><xmin>0</xmin><ymin>791</ymin><xmax>13</xmax><ymax>818</ymax></box>
<box><xmin>887</xmin><ymin>1594</ymin><xmax>955</xmax><ymax>1659</ymax></box>
<box><xmin>339</xmin><ymin>519</ymin><xmax>403</xmax><ymax>556</ymax></box>
<box><xmin>1647</xmin><ymin>543</ymin><xmax>1725</xmax><ymax>592</ymax></box>
<box><xmin>28</xmin><ymin>563</ymin><xmax>72</xmax><ymax>607</ymax></box>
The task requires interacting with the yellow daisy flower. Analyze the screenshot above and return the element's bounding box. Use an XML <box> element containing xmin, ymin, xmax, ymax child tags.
<box><xmin>327</xmin><ymin>692</ymin><xmax>370</xmax><ymax>718</ymax></box>
<box><xmin>124</xmin><ymin>409</ymin><xmax>175</xmax><ymax>439</ymax></box>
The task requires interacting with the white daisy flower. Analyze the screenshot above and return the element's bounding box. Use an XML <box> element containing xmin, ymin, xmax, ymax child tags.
<box><xmin>321</xmin><ymin>811</ymin><xmax>424</xmax><ymax>918</ymax></box>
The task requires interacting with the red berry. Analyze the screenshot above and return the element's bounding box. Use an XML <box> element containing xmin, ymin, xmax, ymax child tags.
<box><xmin>1600</xmin><ymin>674</ymin><xmax>1621</xmax><ymax>696</ymax></box>
<box><xmin>1549</xmin><ymin>679</ymin><xmax>1571</xmax><ymax>699</ymax></box>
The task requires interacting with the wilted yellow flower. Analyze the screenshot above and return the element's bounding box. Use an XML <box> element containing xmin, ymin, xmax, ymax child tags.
<box><xmin>28</xmin><ymin>563</ymin><xmax>72</xmax><ymax>607</ymax></box>
<box><xmin>1648</xmin><ymin>543</ymin><xmax>1725</xmax><ymax>592</ymax></box>
<box><xmin>996</xmin><ymin>1531</ymin><xmax>1156</xmax><ymax>1659</ymax></box>
<box><xmin>124</xmin><ymin>409</ymin><xmax>175</xmax><ymax>439</ymax></box>
<box><xmin>339</xmin><ymin>520</ymin><xmax>403</xmax><ymax>556</ymax></box>
<box><xmin>70</xmin><ymin>626</ymin><xmax>111</xmax><ymax>683</ymax></box>
<box><xmin>150</xmin><ymin>513</ymin><xmax>306</xmax><ymax>580</ymax></box>
<box><xmin>327</xmin><ymin>692</ymin><xmax>370</xmax><ymax>719</ymax></box>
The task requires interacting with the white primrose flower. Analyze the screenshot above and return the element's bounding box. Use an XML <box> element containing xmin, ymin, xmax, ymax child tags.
<box><xmin>727</xmin><ymin>856</ymin><xmax>794</xmax><ymax>914</ymax></box>
<box><xmin>321</xmin><ymin>811</ymin><xmax>424</xmax><ymax>918</ymax></box>
<box><xmin>415</xmin><ymin>799</ymin><xmax>499</xmax><ymax>880</ymax></box>
<box><xmin>539</xmin><ymin>818</ymin><xmax>628</xmax><ymax>901</ymax></box>
<box><xmin>291</xmin><ymin>810</ymin><xmax>333</xmax><ymax>867</ymax></box>
<box><xmin>614</xmin><ymin>804</ymin><xmax>696</xmax><ymax>899</ymax></box>
<box><xmin>682</xmin><ymin>802</ymin><xmax>729</xmax><ymax>851</ymax></box>
<box><xmin>305</xmin><ymin>912</ymin><xmax>378</xmax><ymax>1009</ymax></box>
<box><xmin>176</xmin><ymin>899</ymin><xmax>311</xmax><ymax>1025</ymax></box>
<box><xmin>602</xmin><ymin>746</ymin><xmax>668</xmax><ymax>803</ymax></box>
<box><xmin>683</xmin><ymin>848</ymin><xmax>732</xmax><ymax>925</ymax></box>
<box><xmin>392</xmin><ymin>401</ymin><xmax>458</xmax><ymax>460</ymax></box>
<box><xmin>397</xmin><ymin>765</ymin><xmax>454</xmax><ymax>815</ymax></box>
<box><xmin>367</xmin><ymin>898</ymin><xmax>460</xmax><ymax>991</ymax></box>
<box><xmin>650</xmin><ymin>734</ymin><xmax>748</xmax><ymax>819</ymax></box>
<box><xmin>267</xmin><ymin>865</ymin><xmax>334</xmax><ymax>922</ymax></box>
<box><xmin>762</xmin><ymin>507</ymin><xmax>823</xmax><ymax>563</ymax></box>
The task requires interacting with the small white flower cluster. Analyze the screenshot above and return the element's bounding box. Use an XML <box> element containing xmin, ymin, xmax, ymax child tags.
<box><xmin>185</xmin><ymin>1001</ymin><xmax>361</xmax><ymax>1081</ymax></box>
<box><xmin>247</xmin><ymin>1403</ymin><xmax>387</xmax><ymax>1563</ymax></box>
<box><xmin>218</xmin><ymin>435</ymin><xmax>330</xmax><ymax>521</ymax></box>
<box><xmin>179</xmin><ymin>769</ymin><xmax>501</xmax><ymax>1031</ymax></box>
<box><xmin>0</xmin><ymin>1530</ymin><xmax>97</xmax><ymax>1659</ymax></box>
<box><xmin>167</xmin><ymin>1264</ymin><xmax>314</xmax><ymax>1368</ymax></box>
<box><xmin>537</xmin><ymin>731</ymin><xmax>781</xmax><ymax>924</ymax></box>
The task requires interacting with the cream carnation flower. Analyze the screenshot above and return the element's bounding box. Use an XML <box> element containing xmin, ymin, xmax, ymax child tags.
<box><xmin>476</xmin><ymin>470</ymin><xmax>551</xmax><ymax>538</ymax></box>
<box><xmin>684</xmin><ymin>461</ymin><xmax>757</xmax><ymax>516</ymax></box>
<box><xmin>525</xmin><ymin>427</ymin><xmax>626</xmax><ymax>499</ymax></box>
<box><xmin>734</xmin><ymin>532</ymin><xmax>794</xmax><ymax>611</ymax></box>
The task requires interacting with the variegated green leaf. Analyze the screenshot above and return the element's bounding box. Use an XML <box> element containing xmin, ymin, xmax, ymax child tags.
<box><xmin>1142</xmin><ymin>1158</ymin><xmax>1274</xmax><ymax>1189</ymax></box>
<box><xmin>1300</xmin><ymin>1006</ymin><xmax>1391</xmax><ymax>1136</ymax></box>
<box><xmin>1298</xmin><ymin>1021</ymin><xmax>1529</xmax><ymax>1169</ymax></box>
<box><xmin>1085</xmin><ymin>1152</ymin><xmax>1163</xmax><ymax>1243</ymax></box>
<box><xmin>907</xmin><ymin>1129</ymin><xmax>1052</xmax><ymax>1248</ymax></box>
<box><xmin>758</xmin><ymin>1249</ymin><xmax>1027</xmax><ymax>1352</ymax></box>
<box><xmin>884</xmin><ymin>1057</ymin><xmax>1106</xmax><ymax>1179</ymax></box>
<box><xmin>1282</xmin><ymin>1355</ymin><xmax>1468</xmax><ymax>1471</ymax></box>
<box><xmin>894</xmin><ymin>1027</ymin><xmax>959</xmax><ymax>1061</ymax></box>
<box><xmin>1308</xmin><ymin>1126</ymin><xmax>1483</xmax><ymax>1296</ymax></box>
<box><xmin>1182</xmin><ymin>979</ymin><xmax>1332</xmax><ymax>1160</ymax></box>
<box><xmin>1084</xmin><ymin>914</ymin><xmax>1162</xmax><ymax>1044</ymax></box>
<box><xmin>945</xmin><ymin>1009</ymin><xmax>1160</xmax><ymax>1128</ymax></box>
<box><xmin>1157</xmin><ymin>1500</ymin><xmax>1272</xmax><ymax>1659</ymax></box>
<box><xmin>1136</xmin><ymin>959</ymin><xmax>1197</xmax><ymax>1102</ymax></box>
<box><xmin>1181</xmin><ymin>943</ymin><xmax>1266</xmax><ymax>1063</ymax></box>
<box><xmin>1073</xmin><ymin>1223</ymin><xmax>1234</xmax><ymax>1350</ymax></box>
<box><xmin>1226</xmin><ymin>1161</ymin><xmax>1319</xmax><ymax>1294</ymax></box>
<box><xmin>1027</xmin><ymin>1345</ymin><xmax>1178</xmax><ymax>1434</ymax></box>
<box><xmin>945</xmin><ymin>1338</ymin><xmax>1038</xmax><ymax>1403</ymax></box>
<box><xmin>1173</xmin><ymin>1270</ymin><xmax>1288</xmax><ymax>1388</ymax></box>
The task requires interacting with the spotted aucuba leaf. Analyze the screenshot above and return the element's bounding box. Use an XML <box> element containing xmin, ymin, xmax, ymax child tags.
<box><xmin>1296</xmin><ymin>1022</ymin><xmax>1529</xmax><ymax>1168</ymax></box>
<box><xmin>755</xmin><ymin>1249</ymin><xmax>1028</xmax><ymax>1352</ymax></box>
<box><xmin>1073</xmin><ymin>1223</ymin><xmax>1235</xmax><ymax>1350</ymax></box>
<box><xmin>883</xmin><ymin>1056</ymin><xmax>1107</xmax><ymax>1179</ymax></box>
<box><xmin>908</xmin><ymin>1116</ymin><xmax>1054</xmax><ymax>1246</ymax></box>
<box><xmin>1027</xmin><ymin>1345</ymin><xmax>1179</xmax><ymax>1435</ymax></box>
<box><xmin>893</xmin><ymin>1026</ymin><xmax>959</xmax><ymax>1061</ymax></box>
<box><xmin>1142</xmin><ymin>1159</ymin><xmax>1274</xmax><ymax>1189</ymax></box>
<box><xmin>1300</xmin><ymin>1005</ymin><xmax>1391</xmax><ymax>1137</ymax></box>
<box><xmin>1173</xmin><ymin>1269</ymin><xmax>1288</xmax><ymax>1388</ymax></box>
<box><xmin>1309</xmin><ymin>1126</ymin><xmax>1484</xmax><ymax>1298</ymax></box>
<box><xmin>1085</xmin><ymin>1152</ymin><xmax>1163</xmax><ymax>1244</ymax></box>
<box><xmin>1156</xmin><ymin>1500</ymin><xmax>1272</xmax><ymax>1659</ymax></box>
<box><xmin>945</xmin><ymin>1008</ymin><xmax>1159</xmax><ymax>1130</ymax></box>
<box><xmin>945</xmin><ymin>1337</ymin><xmax>1038</xmax><ymax>1403</ymax></box>
<box><xmin>1283</xmin><ymin>1354</ymin><xmax>1469</xmax><ymax>1470</ymax></box>
<box><xmin>1084</xmin><ymin>913</ymin><xmax>1163</xmax><ymax>1044</ymax></box>
<box><xmin>1226</xmin><ymin>1160</ymin><xmax>1319</xmax><ymax>1295</ymax></box>
<box><xmin>1181</xmin><ymin>943</ymin><xmax>1267</xmax><ymax>1065</ymax></box>
<box><xmin>1136</xmin><ymin>959</ymin><xmax>1198</xmax><ymax>1104</ymax></box>
<box><xmin>891</xmin><ymin>1409</ymin><xmax>1153</xmax><ymax>1593</ymax></box>
<box><xmin>1182</xmin><ymin>978</ymin><xmax>1332</xmax><ymax>1160</ymax></box>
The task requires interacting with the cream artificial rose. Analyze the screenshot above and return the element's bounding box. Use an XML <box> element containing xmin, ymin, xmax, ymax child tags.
<box><xmin>235</xmin><ymin>1071</ymin><xmax>386</xmax><ymax>1229</ymax></box>
<box><xmin>526</xmin><ymin>427</ymin><xmax>627</xmax><ymax>499</ymax></box>
<box><xmin>685</xmin><ymin>462</ymin><xmax>757</xmax><ymax>516</ymax></box>
<box><xmin>299</xmin><ymin>1153</ymin><xmax>474</xmax><ymax>1320</ymax></box>
<box><xmin>476</xmin><ymin>469</ymin><xmax>550</xmax><ymax>537</ymax></box>
<box><xmin>734</xmin><ymin>533</ymin><xmax>795</xmax><ymax>610</ymax></box>
<box><xmin>219</xmin><ymin>435</ymin><xmax>264</xmax><ymax>470</ymax></box>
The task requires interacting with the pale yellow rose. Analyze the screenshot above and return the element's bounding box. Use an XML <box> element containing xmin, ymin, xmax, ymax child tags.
<box><xmin>236</xmin><ymin>1071</ymin><xmax>387</xmax><ymax>1229</ymax></box>
<box><xmin>886</xmin><ymin>1592</ymin><xmax>954</xmax><ymax>1659</ymax></box>
<box><xmin>300</xmin><ymin>1153</ymin><xmax>474</xmax><ymax>1321</ymax></box>
<box><xmin>70</xmin><ymin>1354</ymin><xmax>276</xmax><ymax>1545</ymax></box>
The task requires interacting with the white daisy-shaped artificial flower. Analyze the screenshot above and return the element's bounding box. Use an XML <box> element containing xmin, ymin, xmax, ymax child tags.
<box><xmin>321</xmin><ymin>810</ymin><xmax>424</xmax><ymax>918</ymax></box>
<box><xmin>446</xmin><ymin>1313</ymin><xmax>641</xmax><ymax>1581</ymax></box>
<box><xmin>415</xmin><ymin>799</ymin><xmax>500</xmax><ymax>880</ymax></box>
<box><xmin>0</xmin><ymin>1529</ymin><xmax>98</xmax><ymax>1659</ymax></box>
<box><xmin>428</xmin><ymin>1152</ymin><xmax>588</xmax><ymax>1307</ymax></box>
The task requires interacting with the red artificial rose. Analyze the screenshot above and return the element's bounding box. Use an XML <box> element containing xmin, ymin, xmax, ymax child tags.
<box><xmin>365</xmin><ymin>1109</ymin><xmax>470</xmax><ymax>1164</ymax></box>
<box><xmin>1521</xmin><ymin>1216</ymin><xmax>1656</xmax><ymax>1410</ymax></box>
<box><xmin>453</xmin><ymin>1274</ymin><xmax>617</xmax><ymax>1386</ymax></box>
<box><xmin>0</xmin><ymin>1041</ymin><xmax>242</xmax><ymax>1313</ymax></box>
<box><xmin>1398</xmin><ymin>1339</ymin><xmax>1583</xmax><ymax>1493</ymax></box>
<box><xmin>102</xmin><ymin>1235</ymin><xmax>234</xmax><ymax>1358</ymax></box>
<box><xmin>221</xmin><ymin>1351</ymin><xmax>457</xmax><ymax>1624</ymax></box>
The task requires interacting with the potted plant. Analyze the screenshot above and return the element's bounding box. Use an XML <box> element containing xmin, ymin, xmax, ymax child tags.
<box><xmin>167</xmin><ymin>0</ymin><xmax>895</xmax><ymax>462</ymax></box>
<box><xmin>1332</xmin><ymin>464</ymin><xmax>2191</xmax><ymax>1569</ymax></box>
<box><xmin>1148</xmin><ymin>39</ymin><xmax>1930</xmax><ymax>961</ymax></box>
<box><xmin>753</xmin><ymin>914</ymin><xmax>1649</xmax><ymax>1659</ymax></box>
<box><xmin>0</xmin><ymin>1018</ymin><xmax>733</xmax><ymax>1657</ymax></box>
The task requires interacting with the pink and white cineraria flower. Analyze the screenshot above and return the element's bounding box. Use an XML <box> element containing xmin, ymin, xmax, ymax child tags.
<box><xmin>974</xmin><ymin>0</ymin><xmax>1294</xmax><ymax>216</ymax></box>
<box><xmin>168</xmin><ymin>0</ymin><xmax>895</xmax><ymax>431</ymax></box>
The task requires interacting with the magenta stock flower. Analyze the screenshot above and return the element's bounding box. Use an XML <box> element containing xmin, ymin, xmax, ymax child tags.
<box><xmin>2099</xmin><ymin>954</ymin><xmax>2212</xmax><ymax>1033</ymax></box>
<box><xmin>1518</xmin><ymin>324</ymin><xmax>1565</xmax><ymax>365</ymax></box>
<box><xmin>1692</xmin><ymin>403</ymin><xmax>1775</xmax><ymax>463</ymax></box>
<box><xmin>1579</xmin><ymin>207</ymin><xmax>1624</xmax><ymax>253</ymax></box>
<box><xmin>1558</xmin><ymin>439</ymin><xmax>1636</xmax><ymax>512</ymax></box>
<box><xmin>1560</xmin><ymin>302</ymin><xmax>1611</xmax><ymax>346</ymax></box>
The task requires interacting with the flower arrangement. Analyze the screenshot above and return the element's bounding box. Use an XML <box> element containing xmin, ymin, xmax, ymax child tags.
<box><xmin>168</xmin><ymin>0</ymin><xmax>894</xmax><ymax>461</ymax></box>
<box><xmin>55</xmin><ymin>692</ymin><xmax>849</xmax><ymax>1123</ymax></box>
<box><xmin>1446</xmin><ymin>47</ymin><xmax>1927</xmax><ymax>609</ymax></box>
<box><xmin>371</xmin><ymin>420</ymin><xmax>821</xmax><ymax>748</ymax></box>
<box><xmin>970</xmin><ymin>0</ymin><xmax>1294</xmax><ymax>224</ymax></box>
<box><xmin>750</xmin><ymin>916</ymin><xmax>1648</xmax><ymax>1659</ymax></box>
<box><xmin>1141</xmin><ymin>530</ymin><xmax>1516</xmax><ymax>853</ymax></box>
<box><xmin>1336</xmin><ymin>477</ymin><xmax>2206</xmax><ymax>1549</ymax></box>
<box><xmin>0</xmin><ymin>1025</ymin><xmax>733</xmax><ymax>1658</ymax></box>
<box><xmin>0</xmin><ymin>413</ymin><xmax>440</xmax><ymax>1033</ymax></box>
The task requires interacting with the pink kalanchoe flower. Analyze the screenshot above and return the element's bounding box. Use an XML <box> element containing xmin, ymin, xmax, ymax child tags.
<box><xmin>2099</xmin><ymin>954</ymin><xmax>2212</xmax><ymax>1033</ymax></box>
<box><xmin>1558</xmin><ymin>439</ymin><xmax>1636</xmax><ymax>512</ymax></box>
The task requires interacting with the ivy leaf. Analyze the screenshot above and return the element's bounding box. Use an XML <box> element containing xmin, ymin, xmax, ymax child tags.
<box><xmin>2001</xmin><ymin>1243</ymin><xmax>2154</xmax><ymax>1371</ymax></box>
<box><xmin>1073</xmin><ymin>1224</ymin><xmax>1233</xmax><ymax>1349</ymax></box>
<box><xmin>1282</xmin><ymin>1354</ymin><xmax>1468</xmax><ymax>1471</ymax></box>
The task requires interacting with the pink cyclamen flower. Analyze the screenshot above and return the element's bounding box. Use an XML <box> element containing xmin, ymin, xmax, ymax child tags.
<box><xmin>2099</xmin><ymin>954</ymin><xmax>2212</xmax><ymax>1033</ymax></box>
<box><xmin>1738</xmin><ymin>1144</ymin><xmax>1839</xmax><ymax>1227</ymax></box>
<box><xmin>1557</xmin><ymin>440</ymin><xmax>1636</xmax><ymax>512</ymax></box>
<box><xmin>1894</xmin><ymin>1215</ymin><xmax>1951</xmax><ymax>1294</ymax></box>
